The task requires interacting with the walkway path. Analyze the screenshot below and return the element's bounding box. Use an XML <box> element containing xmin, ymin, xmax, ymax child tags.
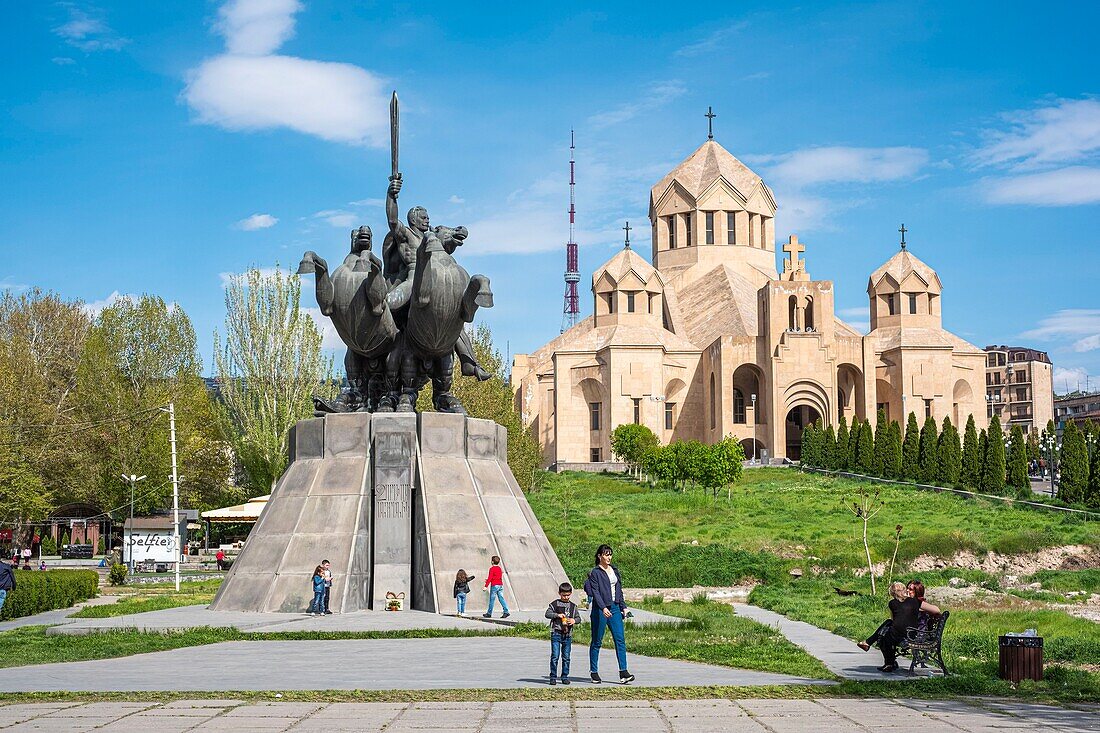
<box><xmin>733</xmin><ymin>604</ymin><xmax>931</xmax><ymax>680</ymax></box>
<box><xmin>0</xmin><ymin>595</ymin><xmax>119</xmax><ymax>633</ymax></box>
<box><xmin>0</xmin><ymin>698</ymin><xmax>1093</xmax><ymax>732</ymax></box>
<box><xmin>0</xmin><ymin>636</ymin><xmax>827</xmax><ymax>692</ymax></box>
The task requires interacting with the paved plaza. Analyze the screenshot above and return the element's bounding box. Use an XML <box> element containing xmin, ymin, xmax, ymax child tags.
<box><xmin>0</xmin><ymin>637</ymin><xmax>828</xmax><ymax>692</ymax></box>
<box><xmin>0</xmin><ymin>698</ymin><xmax>1095</xmax><ymax>733</ymax></box>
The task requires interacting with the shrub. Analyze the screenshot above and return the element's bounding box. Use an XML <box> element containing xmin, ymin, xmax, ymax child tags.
<box><xmin>0</xmin><ymin>569</ymin><xmax>99</xmax><ymax>621</ymax></box>
<box><xmin>981</xmin><ymin>415</ymin><xmax>1007</xmax><ymax>495</ymax></box>
<box><xmin>109</xmin><ymin>563</ymin><xmax>128</xmax><ymax>586</ymax></box>
<box><xmin>39</xmin><ymin>535</ymin><xmax>57</xmax><ymax>556</ymax></box>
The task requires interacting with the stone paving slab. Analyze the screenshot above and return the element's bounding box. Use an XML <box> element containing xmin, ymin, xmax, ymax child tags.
<box><xmin>0</xmin><ymin>636</ymin><xmax>828</xmax><ymax>692</ymax></box>
<box><xmin>733</xmin><ymin>604</ymin><xmax>936</xmax><ymax>681</ymax></box>
<box><xmin>0</xmin><ymin>699</ymin><xmax>1093</xmax><ymax>733</ymax></box>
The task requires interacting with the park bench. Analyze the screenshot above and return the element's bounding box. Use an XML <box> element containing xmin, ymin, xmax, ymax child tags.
<box><xmin>899</xmin><ymin>609</ymin><xmax>950</xmax><ymax>676</ymax></box>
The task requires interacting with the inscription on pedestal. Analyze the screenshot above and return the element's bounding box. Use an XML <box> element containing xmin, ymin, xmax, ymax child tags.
<box><xmin>371</xmin><ymin>422</ymin><xmax>415</xmax><ymax>610</ymax></box>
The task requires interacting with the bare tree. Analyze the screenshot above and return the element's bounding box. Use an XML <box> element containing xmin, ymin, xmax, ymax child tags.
<box><xmin>846</xmin><ymin>487</ymin><xmax>884</xmax><ymax>594</ymax></box>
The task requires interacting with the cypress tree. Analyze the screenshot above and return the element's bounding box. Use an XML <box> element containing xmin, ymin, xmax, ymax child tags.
<box><xmin>836</xmin><ymin>417</ymin><xmax>850</xmax><ymax>471</ymax></box>
<box><xmin>856</xmin><ymin>419</ymin><xmax>875</xmax><ymax>474</ymax></box>
<box><xmin>847</xmin><ymin>419</ymin><xmax>861</xmax><ymax>471</ymax></box>
<box><xmin>1007</xmin><ymin>424</ymin><xmax>1028</xmax><ymax>492</ymax></box>
<box><xmin>1060</xmin><ymin>422</ymin><xmax>1089</xmax><ymax>503</ymax></box>
<box><xmin>917</xmin><ymin>416</ymin><xmax>939</xmax><ymax>483</ymax></box>
<box><xmin>885</xmin><ymin>420</ymin><xmax>903</xmax><ymax>479</ymax></box>
<box><xmin>1087</xmin><ymin>437</ymin><xmax>1100</xmax><ymax>509</ymax></box>
<box><xmin>961</xmin><ymin>414</ymin><xmax>980</xmax><ymax>488</ymax></box>
<box><xmin>902</xmin><ymin>412</ymin><xmax>920</xmax><ymax>480</ymax></box>
<box><xmin>873</xmin><ymin>408</ymin><xmax>888</xmax><ymax>476</ymax></box>
<box><xmin>981</xmin><ymin>415</ymin><xmax>1006</xmax><ymax>495</ymax></box>
<box><xmin>822</xmin><ymin>424</ymin><xmax>837</xmax><ymax>470</ymax></box>
<box><xmin>800</xmin><ymin>421</ymin><xmax>817</xmax><ymax>466</ymax></box>
<box><xmin>937</xmin><ymin>416</ymin><xmax>961</xmax><ymax>486</ymax></box>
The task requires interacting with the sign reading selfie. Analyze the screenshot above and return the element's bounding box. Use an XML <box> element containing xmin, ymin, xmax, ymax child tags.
<box><xmin>127</xmin><ymin>530</ymin><xmax>177</xmax><ymax>563</ymax></box>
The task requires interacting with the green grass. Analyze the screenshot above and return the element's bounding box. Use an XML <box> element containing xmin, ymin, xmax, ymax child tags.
<box><xmin>514</xmin><ymin>598</ymin><xmax>834</xmax><ymax>680</ymax></box>
<box><xmin>528</xmin><ymin>468</ymin><xmax>1099</xmax><ymax>586</ymax></box>
<box><xmin>1024</xmin><ymin>569</ymin><xmax>1100</xmax><ymax>595</ymax></box>
<box><xmin>749</xmin><ymin>575</ymin><xmax>1100</xmax><ymax>702</ymax></box>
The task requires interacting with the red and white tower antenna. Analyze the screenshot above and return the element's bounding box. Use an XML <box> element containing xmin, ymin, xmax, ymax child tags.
<box><xmin>561</xmin><ymin>130</ymin><xmax>580</xmax><ymax>333</ymax></box>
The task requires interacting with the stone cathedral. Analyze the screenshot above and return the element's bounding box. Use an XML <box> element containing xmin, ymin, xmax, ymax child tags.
<box><xmin>511</xmin><ymin>138</ymin><xmax>989</xmax><ymax>466</ymax></box>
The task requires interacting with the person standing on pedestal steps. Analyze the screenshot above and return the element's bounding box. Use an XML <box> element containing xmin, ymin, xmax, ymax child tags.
<box><xmin>483</xmin><ymin>555</ymin><xmax>510</xmax><ymax>618</ymax></box>
<box><xmin>454</xmin><ymin>569</ymin><xmax>474</xmax><ymax>616</ymax></box>
<box><xmin>309</xmin><ymin>565</ymin><xmax>325</xmax><ymax>616</ymax></box>
<box><xmin>321</xmin><ymin>560</ymin><xmax>333</xmax><ymax>615</ymax></box>
<box><xmin>583</xmin><ymin>544</ymin><xmax>634</xmax><ymax>684</ymax></box>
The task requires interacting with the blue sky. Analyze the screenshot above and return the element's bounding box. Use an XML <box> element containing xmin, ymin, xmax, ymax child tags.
<box><xmin>2</xmin><ymin>1</ymin><xmax>1099</xmax><ymax>391</ymax></box>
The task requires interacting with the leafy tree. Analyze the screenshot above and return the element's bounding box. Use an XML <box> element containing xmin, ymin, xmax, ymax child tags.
<box><xmin>884</xmin><ymin>420</ymin><xmax>902</xmax><ymax>479</ymax></box>
<box><xmin>1007</xmin><ymin>425</ymin><xmax>1028</xmax><ymax>492</ymax></box>
<box><xmin>1026</xmin><ymin>427</ymin><xmax>1040</xmax><ymax>463</ymax></box>
<box><xmin>215</xmin><ymin>267</ymin><xmax>337</xmax><ymax>494</ymax></box>
<box><xmin>822</xmin><ymin>424</ymin><xmax>837</xmax><ymax>470</ymax></box>
<box><xmin>800</xmin><ymin>421</ymin><xmax>817</xmax><ymax>467</ymax></box>
<box><xmin>872</xmin><ymin>408</ymin><xmax>888</xmax><ymax>476</ymax></box>
<box><xmin>961</xmin><ymin>414</ymin><xmax>980</xmax><ymax>488</ymax></box>
<box><xmin>936</xmin><ymin>416</ymin><xmax>961</xmax><ymax>486</ymax></box>
<box><xmin>980</xmin><ymin>415</ymin><xmax>1006</xmax><ymax>495</ymax></box>
<box><xmin>855</xmin><ymin>419</ymin><xmax>875</xmax><ymax>474</ymax></box>
<box><xmin>699</xmin><ymin>438</ymin><xmax>745</xmax><ymax>499</ymax></box>
<box><xmin>835</xmin><ymin>417</ymin><xmax>849</xmax><ymax>471</ymax></box>
<box><xmin>846</xmin><ymin>419</ymin><xmax>860</xmax><ymax>471</ymax></box>
<box><xmin>902</xmin><ymin>412</ymin><xmax>920</xmax><ymax>480</ymax></box>
<box><xmin>1060</xmin><ymin>422</ymin><xmax>1089</xmax><ymax>504</ymax></box>
<box><xmin>0</xmin><ymin>436</ymin><xmax>51</xmax><ymax>528</ymax></box>
<box><xmin>75</xmin><ymin>295</ymin><xmax>234</xmax><ymax>514</ymax></box>
<box><xmin>1087</xmin><ymin>437</ymin><xmax>1100</xmax><ymax>509</ymax></box>
<box><xmin>610</xmin><ymin>423</ymin><xmax>660</xmax><ymax>478</ymax></box>
<box><xmin>917</xmin><ymin>416</ymin><xmax>939</xmax><ymax>483</ymax></box>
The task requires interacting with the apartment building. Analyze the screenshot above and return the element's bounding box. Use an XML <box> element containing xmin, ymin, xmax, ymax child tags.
<box><xmin>984</xmin><ymin>345</ymin><xmax>1054</xmax><ymax>433</ymax></box>
<box><xmin>1054</xmin><ymin>390</ymin><xmax>1100</xmax><ymax>432</ymax></box>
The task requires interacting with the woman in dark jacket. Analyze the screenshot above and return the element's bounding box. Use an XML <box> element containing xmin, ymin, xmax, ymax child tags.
<box><xmin>582</xmin><ymin>544</ymin><xmax>634</xmax><ymax>684</ymax></box>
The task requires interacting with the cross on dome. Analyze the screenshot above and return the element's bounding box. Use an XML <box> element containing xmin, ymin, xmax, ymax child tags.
<box><xmin>705</xmin><ymin>106</ymin><xmax>716</xmax><ymax>140</ymax></box>
<box><xmin>623</xmin><ymin>221</ymin><xmax>632</xmax><ymax>249</ymax></box>
<box><xmin>782</xmin><ymin>235</ymin><xmax>809</xmax><ymax>281</ymax></box>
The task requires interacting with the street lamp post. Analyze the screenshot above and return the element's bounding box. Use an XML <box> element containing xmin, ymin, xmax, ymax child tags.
<box><xmin>122</xmin><ymin>473</ymin><xmax>147</xmax><ymax>571</ymax></box>
<box><xmin>751</xmin><ymin>393</ymin><xmax>757</xmax><ymax>463</ymax></box>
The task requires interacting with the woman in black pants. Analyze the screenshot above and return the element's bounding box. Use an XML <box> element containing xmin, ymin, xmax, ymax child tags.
<box><xmin>859</xmin><ymin>581</ymin><xmax>940</xmax><ymax>672</ymax></box>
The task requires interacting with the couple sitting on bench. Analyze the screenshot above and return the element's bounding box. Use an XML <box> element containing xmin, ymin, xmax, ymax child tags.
<box><xmin>858</xmin><ymin>579</ymin><xmax>949</xmax><ymax>674</ymax></box>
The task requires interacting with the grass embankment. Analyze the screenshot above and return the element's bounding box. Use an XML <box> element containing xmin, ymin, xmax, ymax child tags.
<box><xmin>529</xmin><ymin>468</ymin><xmax>1099</xmax><ymax>586</ymax></box>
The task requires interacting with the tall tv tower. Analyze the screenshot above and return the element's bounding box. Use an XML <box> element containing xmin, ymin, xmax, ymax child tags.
<box><xmin>561</xmin><ymin>130</ymin><xmax>580</xmax><ymax>333</ymax></box>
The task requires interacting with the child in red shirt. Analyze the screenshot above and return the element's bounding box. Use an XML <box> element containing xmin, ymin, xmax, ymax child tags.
<box><xmin>483</xmin><ymin>555</ymin><xmax>510</xmax><ymax>618</ymax></box>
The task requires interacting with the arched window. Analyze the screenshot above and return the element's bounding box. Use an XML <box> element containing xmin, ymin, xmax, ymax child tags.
<box><xmin>788</xmin><ymin>295</ymin><xmax>798</xmax><ymax>331</ymax></box>
<box><xmin>734</xmin><ymin>389</ymin><xmax>746</xmax><ymax>424</ymax></box>
<box><xmin>804</xmin><ymin>296</ymin><xmax>815</xmax><ymax>331</ymax></box>
<box><xmin>710</xmin><ymin>373</ymin><xmax>716</xmax><ymax>429</ymax></box>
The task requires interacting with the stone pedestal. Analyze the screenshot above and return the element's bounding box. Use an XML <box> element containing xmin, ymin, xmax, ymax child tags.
<box><xmin>211</xmin><ymin>413</ymin><xmax>566</xmax><ymax>614</ymax></box>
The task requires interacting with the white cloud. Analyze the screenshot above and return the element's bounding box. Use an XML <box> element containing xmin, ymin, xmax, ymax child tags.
<box><xmin>312</xmin><ymin>209</ymin><xmax>358</xmax><ymax>228</ymax></box>
<box><xmin>588</xmin><ymin>80</ymin><xmax>686</xmax><ymax>130</ymax></box>
<box><xmin>981</xmin><ymin>166</ymin><xmax>1100</xmax><ymax>206</ymax></box>
<box><xmin>183</xmin><ymin>1</ymin><xmax>389</xmax><ymax>147</ymax></box>
<box><xmin>448</xmin><ymin>195</ymin><xmax>466</xmax><ymax>205</ymax></box>
<box><xmin>83</xmin><ymin>290</ymin><xmax>134</xmax><ymax>316</ymax></box>
<box><xmin>235</xmin><ymin>213</ymin><xmax>278</xmax><ymax>230</ymax></box>
<box><xmin>216</xmin><ymin>0</ymin><xmax>302</xmax><ymax>56</ymax></box>
<box><xmin>835</xmin><ymin>307</ymin><xmax>869</xmax><ymax>334</ymax></box>
<box><xmin>1053</xmin><ymin>366</ymin><xmax>1100</xmax><ymax>394</ymax></box>
<box><xmin>302</xmin><ymin>307</ymin><xmax>344</xmax><ymax>350</ymax></box>
<box><xmin>218</xmin><ymin>266</ymin><xmax>281</xmax><ymax>288</ymax></box>
<box><xmin>53</xmin><ymin>3</ymin><xmax>128</xmax><ymax>51</ymax></box>
<box><xmin>1021</xmin><ymin>309</ymin><xmax>1100</xmax><ymax>352</ymax></box>
<box><xmin>350</xmin><ymin>198</ymin><xmax>384</xmax><ymax>207</ymax></box>
<box><xmin>52</xmin><ymin>57</ymin><xmax>76</xmax><ymax>65</ymax></box>
<box><xmin>755</xmin><ymin>146</ymin><xmax>929</xmax><ymax>188</ymax></box>
<box><xmin>674</xmin><ymin>21</ymin><xmax>749</xmax><ymax>57</ymax></box>
<box><xmin>972</xmin><ymin>98</ymin><xmax>1100</xmax><ymax>169</ymax></box>
<box><xmin>0</xmin><ymin>277</ymin><xmax>28</xmax><ymax>293</ymax></box>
